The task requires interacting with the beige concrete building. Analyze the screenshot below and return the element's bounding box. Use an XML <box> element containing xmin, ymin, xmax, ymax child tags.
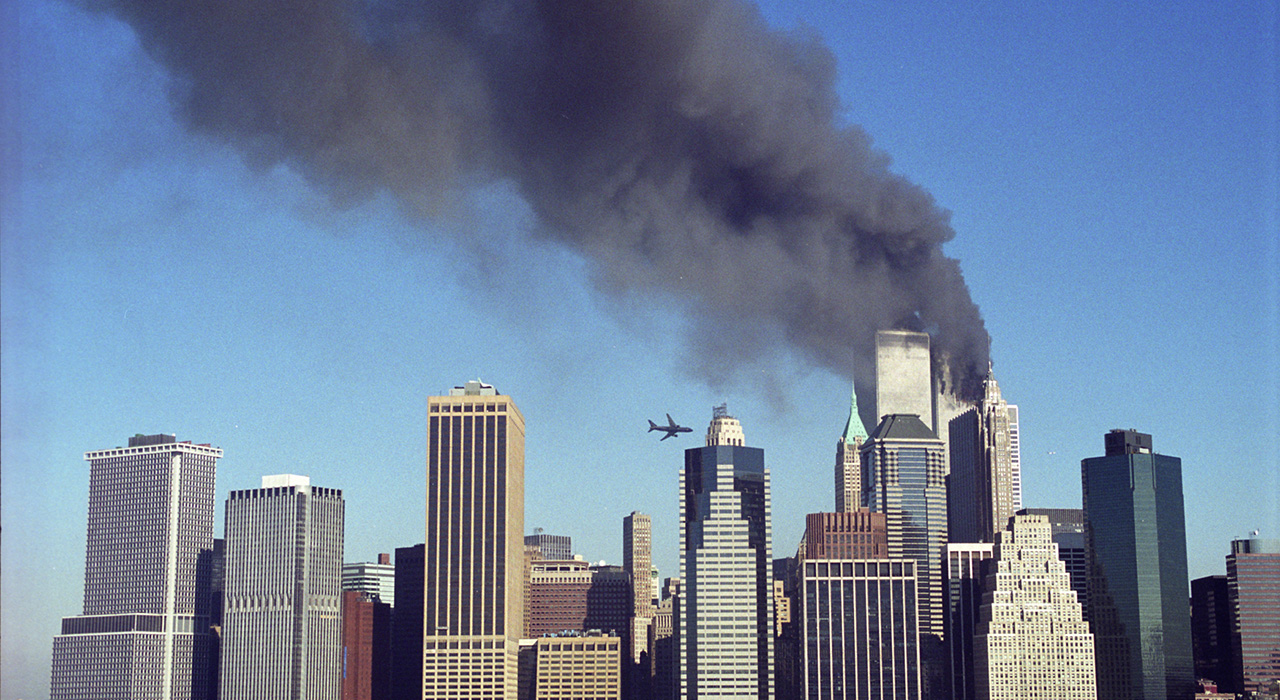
<box><xmin>974</xmin><ymin>514</ymin><xmax>1095</xmax><ymax>700</ymax></box>
<box><xmin>531</xmin><ymin>634</ymin><xmax>621</xmax><ymax>700</ymax></box>
<box><xmin>624</xmin><ymin>512</ymin><xmax>654</xmax><ymax>665</ymax></box>
<box><xmin>424</xmin><ymin>381</ymin><xmax>526</xmax><ymax>699</ymax></box>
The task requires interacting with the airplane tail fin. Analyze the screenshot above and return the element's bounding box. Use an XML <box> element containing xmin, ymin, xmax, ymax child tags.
<box><xmin>648</xmin><ymin>419</ymin><xmax>658</xmax><ymax>431</ymax></box>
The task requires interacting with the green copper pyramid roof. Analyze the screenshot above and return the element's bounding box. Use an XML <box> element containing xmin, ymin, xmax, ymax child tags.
<box><xmin>841</xmin><ymin>381</ymin><xmax>869</xmax><ymax>442</ymax></box>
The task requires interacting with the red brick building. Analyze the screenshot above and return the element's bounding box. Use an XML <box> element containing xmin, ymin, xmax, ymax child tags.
<box><xmin>803</xmin><ymin>510</ymin><xmax>888</xmax><ymax>559</ymax></box>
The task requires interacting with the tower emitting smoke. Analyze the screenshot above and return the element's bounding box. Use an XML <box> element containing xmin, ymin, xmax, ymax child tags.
<box><xmin>85</xmin><ymin>0</ymin><xmax>991</xmax><ymax>400</ymax></box>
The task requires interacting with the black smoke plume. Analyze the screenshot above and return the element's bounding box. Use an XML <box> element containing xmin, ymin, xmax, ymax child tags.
<box><xmin>82</xmin><ymin>0</ymin><xmax>990</xmax><ymax>402</ymax></box>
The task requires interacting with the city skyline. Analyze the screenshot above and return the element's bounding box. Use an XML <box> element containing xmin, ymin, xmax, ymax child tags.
<box><xmin>3</xmin><ymin>2</ymin><xmax>1277</xmax><ymax>699</ymax></box>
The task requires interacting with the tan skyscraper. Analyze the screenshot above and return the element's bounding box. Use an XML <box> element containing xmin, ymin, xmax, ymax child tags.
<box><xmin>624</xmin><ymin>512</ymin><xmax>654</xmax><ymax>665</ymax></box>
<box><xmin>974</xmin><ymin>514</ymin><xmax>1095</xmax><ymax>700</ymax></box>
<box><xmin>948</xmin><ymin>368</ymin><xmax>1021</xmax><ymax>544</ymax></box>
<box><xmin>424</xmin><ymin>380</ymin><xmax>525</xmax><ymax>700</ymax></box>
<box><xmin>835</xmin><ymin>382</ymin><xmax>869</xmax><ymax>512</ymax></box>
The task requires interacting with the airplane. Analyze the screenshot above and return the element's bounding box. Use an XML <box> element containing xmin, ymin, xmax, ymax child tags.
<box><xmin>648</xmin><ymin>414</ymin><xmax>692</xmax><ymax>441</ymax></box>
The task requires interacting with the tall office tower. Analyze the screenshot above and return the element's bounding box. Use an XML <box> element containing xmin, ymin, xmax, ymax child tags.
<box><xmin>1226</xmin><ymin>536</ymin><xmax>1280</xmax><ymax>696</ymax></box>
<box><xmin>1189</xmin><ymin>576</ymin><xmax>1234</xmax><ymax>691</ymax></box>
<box><xmin>530</xmin><ymin>633</ymin><xmax>623</xmax><ymax>699</ymax></box>
<box><xmin>860</xmin><ymin>415</ymin><xmax>947</xmax><ymax>638</ymax></box>
<box><xmin>210</xmin><ymin>537</ymin><xmax>225</xmax><ymax>700</ymax></box>
<box><xmin>624</xmin><ymin>512</ymin><xmax>655</xmax><ymax>666</ymax></box>
<box><xmin>343</xmin><ymin>554</ymin><xmax>396</xmax><ymax>606</ymax></box>
<box><xmin>425</xmin><ymin>380</ymin><xmax>526</xmax><ymax>700</ymax></box>
<box><xmin>342</xmin><ymin>590</ymin><xmax>392</xmax><ymax>700</ymax></box>
<box><xmin>873</xmin><ymin>330</ymin><xmax>934</xmax><ymax>430</ymax></box>
<box><xmin>677</xmin><ymin>405</ymin><xmax>774</xmax><ymax>699</ymax></box>
<box><xmin>1082</xmin><ymin>429</ymin><xmax>1193</xmax><ymax>700</ymax></box>
<box><xmin>803</xmin><ymin>511</ymin><xmax>888</xmax><ymax>560</ymax></box>
<box><xmin>219</xmin><ymin>474</ymin><xmax>344</xmax><ymax>700</ymax></box>
<box><xmin>1005</xmin><ymin>407</ymin><xmax>1021</xmax><ymax>515</ymax></box>
<box><xmin>945</xmin><ymin>543</ymin><xmax>994</xmax><ymax>700</ymax></box>
<box><xmin>861</xmin><ymin>414</ymin><xmax>948</xmax><ymax>699</ymax></box>
<box><xmin>948</xmin><ymin>369</ymin><xmax>1020</xmax><ymax>544</ymax></box>
<box><xmin>835</xmin><ymin>383</ymin><xmax>869</xmax><ymax>512</ymax></box>
<box><xmin>525</xmin><ymin>532</ymin><xmax>572</xmax><ymax>561</ymax></box>
<box><xmin>50</xmin><ymin>434</ymin><xmax>222</xmax><ymax>700</ymax></box>
<box><xmin>973</xmin><ymin>514</ymin><xmax>1095</xmax><ymax>700</ymax></box>
<box><xmin>391</xmin><ymin>544</ymin><xmax>425</xmax><ymax>700</ymax></box>
<box><xmin>1015</xmin><ymin>508</ymin><xmax>1086</xmax><ymax>616</ymax></box>
<box><xmin>799</xmin><ymin>558</ymin><xmax>922</xmax><ymax>700</ymax></box>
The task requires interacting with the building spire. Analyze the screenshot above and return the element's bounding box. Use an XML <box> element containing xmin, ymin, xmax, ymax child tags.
<box><xmin>983</xmin><ymin>362</ymin><xmax>1003</xmax><ymax>403</ymax></box>
<box><xmin>841</xmin><ymin>381</ymin><xmax>869</xmax><ymax>442</ymax></box>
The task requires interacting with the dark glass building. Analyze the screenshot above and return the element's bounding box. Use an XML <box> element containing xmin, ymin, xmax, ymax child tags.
<box><xmin>861</xmin><ymin>414</ymin><xmax>947</xmax><ymax>699</ymax></box>
<box><xmin>1082</xmin><ymin>429</ymin><xmax>1193</xmax><ymax>700</ymax></box>
<box><xmin>391</xmin><ymin>543</ymin><xmax>424</xmax><ymax>700</ymax></box>
<box><xmin>1190</xmin><ymin>575</ymin><xmax>1234</xmax><ymax>691</ymax></box>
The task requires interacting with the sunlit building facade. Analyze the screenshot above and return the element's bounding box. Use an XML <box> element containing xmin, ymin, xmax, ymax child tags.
<box><xmin>50</xmin><ymin>434</ymin><xmax>222</xmax><ymax>700</ymax></box>
<box><xmin>424</xmin><ymin>380</ymin><xmax>526</xmax><ymax>699</ymax></box>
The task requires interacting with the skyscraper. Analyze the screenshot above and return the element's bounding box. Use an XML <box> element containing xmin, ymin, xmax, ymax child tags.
<box><xmin>424</xmin><ymin>380</ymin><xmax>525</xmax><ymax>699</ymax></box>
<box><xmin>835</xmin><ymin>383</ymin><xmax>869</xmax><ymax>513</ymax></box>
<box><xmin>799</xmin><ymin>558</ymin><xmax>922</xmax><ymax>700</ymax></box>
<box><xmin>1082</xmin><ymin>429</ymin><xmax>1193</xmax><ymax>700</ymax></box>
<box><xmin>1189</xmin><ymin>575</ymin><xmax>1234</xmax><ymax>692</ymax></box>
<box><xmin>873</xmin><ymin>330</ymin><xmax>934</xmax><ymax>430</ymax></box>
<box><xmin>391</xmin><ymin>543</ymin><xmax>425</xmax><ymax>700</ymax></box>
<box><xmin>861</xmin><ymin>413</ymin><xmax>948</xmax><ymax>699</ymax></box>
<box><xmin>624</xmin><ymin>511</ymin><xmax>655</xmax><ymax>669</ymax></box>
<box><xmin>50</xmin><ymin>434</ymin><xmax>222</xmax><ymax>700</ymax></box>
<box><xmin>219</xmin><ymin>474</ymin><xmax>345</xmax><ymax>700</ymax></box>
<box><xmin>860</xmin><ymin>414</ymin><xmax>948</xmax><ymax>638</ymax></box>
<box><xmin>944</xmin><ymin>543</ymin><xmax>994</xmax><ymax>700</ymax></box>
<box><xmin>947</xmin><ymin>368</ymin><xmax>1020</xmax><ymax>544</ymax></box>
<box><xmin>342</xmin><ymin>590</ymin><xmax>392</xmax><ymax>700</ymax></box>
<box><xmin>1226</xmin><ymin>536</ymin><xmax>1280</xmax><ymax>696</ymax></box>
<box><xmin>1015</xmin><ymin>508</ymin><xmax>1087</xmax><ymax>616</ymax></box>
<box><xmin>677</xmin><ymin>405</ymin><xmax>774</xmax><ymax>699</ymax></box>
<box><xmin>973</xmin><ymin>514</ymin><xmax>1095</xmax><ymax>700</ymax></box>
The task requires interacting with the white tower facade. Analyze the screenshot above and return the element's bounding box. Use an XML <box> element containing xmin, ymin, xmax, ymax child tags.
<box><xmin>974</xmin><ymin>514</ymin><xmax>1095</xmax><ymax>700</ymax></box>
<box><xmin>51</xmin><ymin>434</ymin><xmax>222</xmax><ymax>700</ymax></box>
<box><xmin>219</xmin><ymin>475</ymin><xmax>345</xmax><ymax>700</ymax></box>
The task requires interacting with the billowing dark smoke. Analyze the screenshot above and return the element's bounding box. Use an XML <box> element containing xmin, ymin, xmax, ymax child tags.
<box><xmin>84</xmin><ymin>0</ymin><xmax>990</xmax><ymax>400</ymax></box>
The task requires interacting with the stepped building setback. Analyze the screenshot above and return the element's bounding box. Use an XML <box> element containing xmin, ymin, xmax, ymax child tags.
<box><xmin>973</xmin><ymin>514</ymin><xmax>1095</xmax><ymax>700</ymax></box>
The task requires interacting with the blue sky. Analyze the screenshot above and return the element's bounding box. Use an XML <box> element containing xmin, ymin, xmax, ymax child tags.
<box><xmin>3</xmin><ymin>1</ymin><xmax>1276</xmax><ymax>697</ymax></box>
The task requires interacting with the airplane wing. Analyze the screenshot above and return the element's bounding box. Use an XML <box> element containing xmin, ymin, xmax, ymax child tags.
<box><xmin>661</xmin><ymin>432</ymin><xmax>674</xmax><ymax>441</ymax></box>
<box><xmin>666</xmin><ymin>413</ymin><xmax>677</xmax><ymax>428</ymax></box>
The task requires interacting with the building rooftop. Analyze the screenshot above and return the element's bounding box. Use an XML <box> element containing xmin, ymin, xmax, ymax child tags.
<box><xmin>866</xmin><ymin>413</ymin><xmax>939</xmax><ymax>442</ymax></box>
